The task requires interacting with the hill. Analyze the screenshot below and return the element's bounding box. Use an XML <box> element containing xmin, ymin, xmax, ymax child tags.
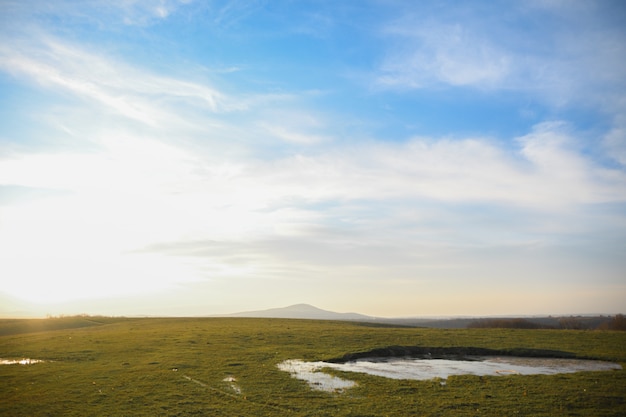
<box><xmin>218</xmin><ymin>305</ymin><xmax>620</xmax><ymax>330</ymax></box>
<box><xmin>219</xmin><ymin>303</ymin><xmax>374</xmax><ymax>321</ymax></box>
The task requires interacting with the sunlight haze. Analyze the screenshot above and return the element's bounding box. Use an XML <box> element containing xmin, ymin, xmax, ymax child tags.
<box><xmin>1</xmin><ymin>0</ymin><xmax>625</xmax><ymax>318</ymax></box>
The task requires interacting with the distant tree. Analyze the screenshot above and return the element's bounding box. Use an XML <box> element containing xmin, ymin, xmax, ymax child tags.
<box><xmin>558</xmin><ymin>317</ymin><xmax>586</xmax><ymax>330</ymax></box>
<box><xmin>598</xmin><ymin>314</ymin><xmax>626</xmax><ymax>331</ymax></box>
<box><xmin>468</xmin><ymin>318</ymin><xmax>552</xmax><ymax>329</ymax></box>
<box><xmin>609</xmin><ymin>314</ymin><xmax>626</xmax><ymax>330</ymax></box>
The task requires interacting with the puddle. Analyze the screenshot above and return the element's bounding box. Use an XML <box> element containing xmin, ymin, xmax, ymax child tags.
<box><xmin>278</xmin><ymin>357</ymin><xmax>622</xmax><ymax>392</ymax></box>
<box><xmin>0</xmin><ymin>358</ymin><xmax>46</xmax><ymax>365</ymax></box>
<box><xmin>223</xmin><ymin>376</ymin><xmax>242</xmax><ymax>394</ymax></box>
<box><xmin>277</xmin><ymin>360</ymin><xmax>357</xmax><ymax>392</ymax></box>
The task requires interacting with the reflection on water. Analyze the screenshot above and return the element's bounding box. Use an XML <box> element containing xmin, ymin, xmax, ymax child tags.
<box><xmin>278</xmin><ymin>357</ymin><xmax>622</xmax><ymax>392</ymax></box>
<box><xmin>223</xmin><ymin>376</ymin><xmax>243</xmax><ymax>394</ymax></box>
<box><xmin>278</xmin><ymin>360</ymin><xmax>357</xmax><ymax>392</ymax></box>
<box><xmin>0</xmin><ymin>358</ymin><xmax>46</xmax><ymax>365</ymax></box>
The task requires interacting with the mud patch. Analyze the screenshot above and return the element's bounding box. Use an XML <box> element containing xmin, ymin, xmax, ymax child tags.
<box><xmin>326</xmin><ymin>346</ymin><xmax>578</xmax><ymax>363</ymax></box>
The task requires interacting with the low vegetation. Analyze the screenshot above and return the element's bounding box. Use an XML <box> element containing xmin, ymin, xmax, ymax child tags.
<box><xmin>1</xmin><ymin>317</ymin><xmax>625</xmax><ymax>416</ymax></box>
<box><xmin>468</xmin><ymin>318</ymin><xmax>554</xmax><ymax>330</ymax></box>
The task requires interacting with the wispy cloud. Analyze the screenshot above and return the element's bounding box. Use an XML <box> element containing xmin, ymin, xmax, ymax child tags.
<box><xmin>212</xmin><ymin>0</ymin><xmax>266</xmax><ymax>28</ymax></box>
<box><xmin>0</xmin><ymin>0</ymin><xmax>193</xmax><ymax>32</ymax></box>
<box><xmin>604</xmin><ymin>114</ymin><xmax>626</xmax><ymax>166</ymax></box>
<box><xmin>107</xmin><ymin>0</ymin><xmax>194</xmax><ymax>25</ymax></box>
<box><xmin>379</xmin><ymin>22</ymin><xmax>510</xmax><ymax>88</ymax></box>
<box><xmin>258</xmin><ymin>109</ymin><xmax>333</xmax><ymax>145</ymax></box>
<box><xmin>0</xmin><ymin>36</ymin><xmax>226</xmax><ymax>127</ymax></box>
<box><xmin>376</xmin><ymin>4</ymin><xmax>626</xmax><ymax>108</ymax></box>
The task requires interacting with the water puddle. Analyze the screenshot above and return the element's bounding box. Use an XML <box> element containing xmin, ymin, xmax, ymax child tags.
<box><xmin>278</xmin><ymin>357</ymin><xmax>622</xmax><ymax>392</ymax></box>
<box><xmin>223</xmin><ymin>376</ymin><xmax>242</xmax><ymax>394</ymax></box>
<box><xmin>277</xmin><ymin>360</ymin><xmax>357</xmax><ymax>392</ymax></box>
<box><xmin>0</xmin><ymin>358</ymin><xmax>46</xmax><ymax>365</ymax></box>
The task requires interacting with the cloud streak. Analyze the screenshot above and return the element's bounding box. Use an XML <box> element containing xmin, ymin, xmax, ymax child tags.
<box><xmin>0</xmin><ymin>37</ymin><xmax>226</xmax><ymax>127</ymax></box>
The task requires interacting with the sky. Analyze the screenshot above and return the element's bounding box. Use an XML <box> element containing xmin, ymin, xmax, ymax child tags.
<box><xmin>1</xmin><ymin>0</ymin><xmax>625</xmax><ymax>318</ymax></box>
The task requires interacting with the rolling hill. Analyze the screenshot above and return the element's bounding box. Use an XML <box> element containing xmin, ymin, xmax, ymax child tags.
<box><xmin>218</xmin><ymin>303</ymin><xmax>374</xmax><ymax>321</ymax></box>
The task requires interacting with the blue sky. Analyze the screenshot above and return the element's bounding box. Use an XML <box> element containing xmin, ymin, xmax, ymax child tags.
<box><xmin>1</xmin><ymin>0</ymin><xmax>625</xmax><ymax>317</ymax></box>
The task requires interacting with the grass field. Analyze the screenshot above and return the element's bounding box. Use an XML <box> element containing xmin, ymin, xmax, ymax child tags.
<box><xmin>1</xmin><ymin>317</ymin><xmax>625</xmax><ymax>416</ymax></box>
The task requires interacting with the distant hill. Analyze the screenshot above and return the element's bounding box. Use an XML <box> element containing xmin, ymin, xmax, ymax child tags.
<box><xmin>218</xmin><ymin>304</ymin><xmax>488</xmax><ymax>327</ymax></box>
<box><xmin>216</xmin><ymin>305</ymin><xmax>619</xmax><ymax>330</ymax></box>
<box><xmin>219</xmin><ymin>303</ymin><xmax>374</xmax><ymax>321</ymax></box>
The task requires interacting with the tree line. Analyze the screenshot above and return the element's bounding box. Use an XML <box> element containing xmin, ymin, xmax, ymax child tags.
<box><xmin>468</xmin><ymin>314</ymin><xmax>626</xmax><ymax>330</ymax></box>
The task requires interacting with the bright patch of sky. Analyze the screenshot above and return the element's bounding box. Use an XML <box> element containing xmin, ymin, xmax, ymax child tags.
<box><xmin>1</xmin><ymin>0</ymin><xmax>625</xmax><ymax>317</ymax></box>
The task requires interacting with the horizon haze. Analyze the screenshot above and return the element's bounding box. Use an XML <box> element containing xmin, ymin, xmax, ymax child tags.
<box><xmin>1</xmin><ymin>1</ymin><xmax>625</xmax><ymax>318</ymax></box>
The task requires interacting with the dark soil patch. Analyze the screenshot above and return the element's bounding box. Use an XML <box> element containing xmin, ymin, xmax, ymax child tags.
<box><xmin>326</xmin><ymin>346</ymin><xmax>577</xmax><ymax>363</ymax></box>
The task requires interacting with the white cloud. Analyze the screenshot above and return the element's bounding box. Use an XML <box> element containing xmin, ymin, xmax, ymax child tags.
<box><xmin>261</xmin><ymin>124</ymin><xmax>331</xmax><ymax>145</ymax></box>
<box><xmin>238</xmin><ymin>123</ymin><xmax>626</xmax><ymax>211</ymax></box>
<box><xmin>2</xmin><ymin>125</ymin><xmax>624</xmax><ymax>316</ymax></box>
<box><xmin>0</xmin><ymin>37</ymin><xmax>226</xmax><ymax>127</ymax></box>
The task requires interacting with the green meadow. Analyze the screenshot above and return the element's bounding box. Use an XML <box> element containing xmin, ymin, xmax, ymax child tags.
<box><xmin>1</xmin><ymin>317</ymin><xmax>625</xmax><ymax>416</ymax></box>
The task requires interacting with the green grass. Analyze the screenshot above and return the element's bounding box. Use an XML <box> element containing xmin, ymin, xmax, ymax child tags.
<box><xmin>1</xmin><ymin>317</ymin><xmax>625</xmax><ymax>416</ymax></box>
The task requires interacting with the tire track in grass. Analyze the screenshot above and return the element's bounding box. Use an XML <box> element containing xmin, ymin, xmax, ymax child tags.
<box><xmin>181</xmin><ymin>374</ymin><xmax>297</xmax><ymax>414</ymax></box>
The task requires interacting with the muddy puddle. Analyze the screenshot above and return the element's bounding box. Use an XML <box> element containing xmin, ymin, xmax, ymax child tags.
<box><xmin>278</xmin><ymin>357</ymin><xmax>622</xmax><ymax>392</ymax></box>
<box><xmin>278</xmin><ymin>360</ymin><xmax>357</xmax><ymax>392</ymax></box>
<box><xmin>0</xmin><ymin>358</ymin><xmax>46</xmax><ymax>365</ymax></box>
<box><xmin>223</xmin><ymin>376</ymin><xmax>242</xmax><ymax>394</ymax></box>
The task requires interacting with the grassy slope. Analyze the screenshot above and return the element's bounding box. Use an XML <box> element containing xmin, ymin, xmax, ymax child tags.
<box><xmin>0</xmin><ymin>316</ymin><xmax>129</xmax><ymax>336</ymax></box>
<box><xmin>1</xmin><ymin>317</ymin><xmax>624</xmax><ymax>416</ymax></box>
